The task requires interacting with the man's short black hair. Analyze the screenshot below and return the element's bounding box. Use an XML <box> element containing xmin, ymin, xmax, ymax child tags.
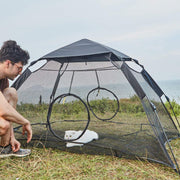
<box><xmin>0</xmin><ymin>40</ymin><xmax>30</xmax><ymax>65</ymax></box>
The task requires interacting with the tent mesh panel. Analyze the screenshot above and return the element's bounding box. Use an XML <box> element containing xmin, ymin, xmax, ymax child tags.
<box><xmin>14</xmin><ymin>60</ymin><xmax>179</xmax><ymax>169</ymax></box>
<box><xmin>130</xmin><ymin>68</ymin><xmax>179</xmax><ymax>141</ymax></box>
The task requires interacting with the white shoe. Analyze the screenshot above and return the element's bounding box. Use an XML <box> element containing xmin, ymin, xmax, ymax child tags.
<box><xmin>0</xmin><ymin>145</ymin><xmax>31</xmax><ymax>158</ymax></box>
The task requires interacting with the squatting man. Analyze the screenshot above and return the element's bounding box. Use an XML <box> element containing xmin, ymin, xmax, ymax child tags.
<box><xmin>0</xmin><ymin>40</ymin><xmax>32</xmax><ymax>157</ymax></box>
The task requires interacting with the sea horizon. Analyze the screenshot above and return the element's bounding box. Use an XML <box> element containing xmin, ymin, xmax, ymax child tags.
<box><xmin>157</xmin><ymin>79</ymin><xmax>180</xmax><ymax>103</ymax></box>
<box><xmin>16</xmin><ymin>78</ymin><xmax>180</xmax><ymax>105</ymax></box>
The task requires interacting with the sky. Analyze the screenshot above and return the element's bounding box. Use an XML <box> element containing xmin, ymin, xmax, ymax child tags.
<box><xmin>0</xmin><ymin>0</ymin><xmax>180</xmax><ymax>81</ymax></box>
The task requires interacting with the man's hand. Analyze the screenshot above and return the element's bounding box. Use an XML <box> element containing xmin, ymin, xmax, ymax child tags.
<box><xmin>10</xmin><ymin>138</ymin><xmax>21</xmax><ymax>152</ymax></box>
<box><xmin>22</xmin><ymin>122</ymin><xmax>32</xmax><ymax>143</ymax></box>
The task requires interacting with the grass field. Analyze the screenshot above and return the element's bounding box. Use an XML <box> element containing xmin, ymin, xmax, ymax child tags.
<box><xmin>0</xmin><ymin>144</ymin><xmax>180</xmax><ymax>180</ymax></box>
<box><xmin>1</xmin><ymin>99</ymin><xmax>180</xmax><ymax>179</ymax></box>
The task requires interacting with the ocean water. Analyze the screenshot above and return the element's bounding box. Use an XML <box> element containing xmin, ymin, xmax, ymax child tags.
<box><xmin>17</xmin><ymin>79</ymin><xmax>180</xmax><ymax>104</ymax></box>
<box><xmin>60</xmin><ymin>79</ymin><xmax>180</xmax><ymax>103</ymax></box>
<box><xmin>158</xmin><ymin>79</ymin><xmax>180</xmax><ymax>103</ymax></box>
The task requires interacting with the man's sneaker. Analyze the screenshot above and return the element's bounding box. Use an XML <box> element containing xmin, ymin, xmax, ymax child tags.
<box><xmin>0</xmin><ymin>145</ymin><xmax>31</xmax><ymax>158</ymax></box>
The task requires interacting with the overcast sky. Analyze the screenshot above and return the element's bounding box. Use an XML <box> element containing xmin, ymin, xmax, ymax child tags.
<box><xmin>0</xmin><ymin>0</ymin><xmax>180</xmax><ymax>81</ymax></box>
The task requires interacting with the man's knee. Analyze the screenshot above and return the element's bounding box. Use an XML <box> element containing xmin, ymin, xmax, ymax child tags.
<box><xmin>0</xmin><ymin>119</ymin><xmax>10</xmax><ymax>136</ymax></box>
<box><xmin>3</xmin><ymin>87</ymin><xmax>18</xmax><ymax>104</ymax></box>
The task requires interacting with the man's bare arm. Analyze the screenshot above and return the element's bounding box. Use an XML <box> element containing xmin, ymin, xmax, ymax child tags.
<box><xmin>0</xmin><ymin>92</ymin><xmax>32</xmax><ymax>142</ymax></box>
<box><xmin>0</xmin><ymin>92</ymin><xmax>29</xmax><ymax>125</ymax></box>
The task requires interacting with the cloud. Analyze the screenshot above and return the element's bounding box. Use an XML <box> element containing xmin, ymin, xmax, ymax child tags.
<box><xmin>106</xmin><ymin>21</ymin><xmax>180</xmax><ymax>42</ymax></box>
<box><xmin>0</xmin><ymin>0</ymin><xmax>180</xmax><ymax>80</ymax></box>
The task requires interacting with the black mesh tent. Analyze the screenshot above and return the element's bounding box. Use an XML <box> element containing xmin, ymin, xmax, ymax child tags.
<box><xmin>12</xmin><ymin>39</ymin><xmax>180</xmax><ymax>172</ymax></box>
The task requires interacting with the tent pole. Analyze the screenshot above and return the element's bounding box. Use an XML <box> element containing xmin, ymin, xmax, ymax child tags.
<box><xmin>68</xmin><ymin>70</ymin><xmax>75</xmax><ymax>94</ymax></box>
<box><xmin>152</xmin><ymin>103</ymin><xmax>180</xmax><ymax>173</ymax></box>
<box><xmin>165</xmin><ymin>96</ymin><xmax>180</xmax><ymax>130</ymax></box>
<box><xmin>49</xmin><ymin>62</ymin><xmax>69</xmax><ymax>102</ymax></box>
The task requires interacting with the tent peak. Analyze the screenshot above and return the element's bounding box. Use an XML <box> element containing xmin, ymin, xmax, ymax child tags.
<box><xmin>39</xmin><ymin>38</ymin><xmax>132</xmax><ymax>62</ymax></box>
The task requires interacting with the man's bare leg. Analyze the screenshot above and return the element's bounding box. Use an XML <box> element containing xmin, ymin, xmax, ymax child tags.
<box><xmin>0</xmin><ymin>87</ymin><xmax>31</xmax><ymax>157</ymax></box>
<box><xmin>3</xmin><ymin>87</ymin><xmax>18</xmax><ymax>108</ymax></box>
<box><xmin>0</xmin><ymin>117</ymin><xmax>10</xmax><ymax>146</ymax></box>
<box><xmin>0</xmin><ymin>88</ymin><xmax>18</xmax><ymax>147</ymax></box>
